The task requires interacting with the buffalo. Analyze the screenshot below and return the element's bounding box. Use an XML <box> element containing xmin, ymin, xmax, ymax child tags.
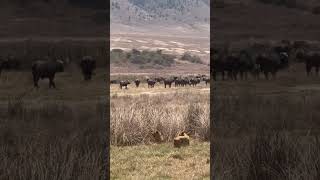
<box><xmin>190</xmin><ymin>78</ymin><xmax>201</xmax><ymax>86</ymax></box>
<box><xmin>147</xmin><ymin>79</ymin><xmax>156</xmax><ymax>88</ymax></box>
<box><xmin>256</xmin><ymin>51</ymin><xmax>289</xmax><ymax>80</ymax></box>
<box><xmin>164</xmin><ymin>78</ymin><xmax>174</xmax><ymax>88</ymax></box>
<box><xmin>119</xmin><ymin>80</ymin><xmax>130</xmax><ymax>89</ymax></box>
<box><xmin>32</xmin><ymin>60</ymin><xmax>64</xmax><ymax>88</ymax></box>
<box><xmin>134</xmin><ymin>79</ymin><xmax>140</xmax><ymax>87</ymax></box>
<box><xmin>80</xmin><ymin>56</ymin><xmax>96</xmax><ymax>81</ymax></box>
<box><xmin>203</xmin><ymin>77</ymin><xmax>210</xmax><ymax>85</ymax></box>
<box><xmin>0</xmin><ymin>55</ymin><xmax>21</xmax><ymax>76</ymax></box>
<box><xmin>175</xmin><ymin>78</ymin><xmax>189</xmax><ymax>87</ymax></box>
<box><xmin>296</xmin><ymin>51</ymin><xmax>320</xmax><ymax>76</ymax></box>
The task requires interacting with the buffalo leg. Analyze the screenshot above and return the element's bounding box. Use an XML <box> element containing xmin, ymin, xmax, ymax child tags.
<box><xmin>264</xmin><ymin>71</ymin><xmax>269</xmax><ymax>80</ymax></box>
<box><xmin>33</xmin><ymin>76</ymin><xmax>39</xmax><ymax>88</ymax></box>
<box><xmin>49</xmin><ymin>78</ymin><xmax>56</xmax><ymax>88</ymax></box>
<box><xmin>306</xmin><ymin>64</ymin><xmax>312</xmax><ymax>76</ymax></box>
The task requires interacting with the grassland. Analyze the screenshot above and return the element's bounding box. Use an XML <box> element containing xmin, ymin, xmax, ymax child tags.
<box><xmin>212</xmin><ymin>63</ymin><xmax>320</xmax><ymax>179</ymax></box>
<box><xmin>110</xmin><ymin>79</ymin><xmax>210</xmax><ymax>179</ymax></box>
<box><xmin>0</xmin><ymin>41</ymin><xmax>107</xmax><ymax>179</ymax></box>
<box><xmin>111</xmin><ymin>141</ymin><xmax>210</xmax><ymax>179</ymax></box>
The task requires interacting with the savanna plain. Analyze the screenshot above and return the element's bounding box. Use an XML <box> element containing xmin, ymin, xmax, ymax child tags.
<box><xmin>213</xmin><ymin>0</ymin><xmax>320</xmax><ymax>179</ymax></box>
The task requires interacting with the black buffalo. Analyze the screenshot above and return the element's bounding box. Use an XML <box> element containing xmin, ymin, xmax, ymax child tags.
<box><xmin>296</xmin><ymin>51</ymin><xmax>320</xmax><ymax>76</ymax></box>
<box><xmin>147</xmin><ymin>79</ymin><xmax>156</xmax><ymax>88</ymax></box>
<box><xmin>134</xmin><ymin>79</ymin><xmax>140</xmax><ymax>87</ymax></box>
<box><xmin>255</xmin><ymin>51</ymin><xmax>289</xmax><ymax>80</ymax></box>
<box><xmin>203</xmin><ymin>77</ymin><xmax>210</xmax><ymax>85</ymax></box>
<box><xmin>164</xmin><ymin>78</ymin><xmax>174</xmax><ymax>88</ymax></box>
<box><xmin>190</xmin><ymin>78</ymin><xmax>201</xmax><ymax>86</ymax></box>
<box><xmin>0</xmin><ymin>55</ymin><xmax>21</xmax><ymax>76</ymax></box>
<box><xmin>80</xmin><ymin>56</ymin><xmax>96</xmax><ymax>81</ymax></box>
<box><xmin>32</xmin><ymin>60</ymin><xmax>64</xmax><ymax>88</ymax></box>
<box><xmin>119</xmin><ymin>80</ymin><xmax>130</xmax><ymax>89</ymax></box>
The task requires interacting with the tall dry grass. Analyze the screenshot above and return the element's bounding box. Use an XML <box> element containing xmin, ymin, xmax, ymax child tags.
<box><xmin>213</xmin><ymin>86</ymin><xmax>320</xmax><ymax>179</ymax></box>
<box><xmin>111</xmin><ymin>91</ymin><xmax>210</xmax><ymax>146</ymax></box>
<box><xmin>0</xmin><ymin>97</ymin><xmax>108</xmax><ymax>179</ymax></box>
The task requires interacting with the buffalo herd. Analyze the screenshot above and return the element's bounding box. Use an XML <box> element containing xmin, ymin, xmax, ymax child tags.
<box><xmin>212</xmin><ymin>40</ymin><xmax>320</xmax><ymax>80</ymax></box>
<box><xmin>0</xmin><ymin>55</ymin><xmax>97</xmax><ymax>88</ymax></box>
<box><xmin>113</xmin><ymin>74</ymin><xmax>210</xmax><ymax>89</ymax></box>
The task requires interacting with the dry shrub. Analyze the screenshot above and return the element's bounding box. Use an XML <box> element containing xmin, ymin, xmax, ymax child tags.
<box><xmin>0</xmin><ymin>98</ymin><xmax>107</xmax><ymax>179</ymax></box>
<box><xmin>111</xmin><ymin>92</ymin><xmax>209</xmax><ymax>146</ymax></box>
<box><xmin>213</xmin><ymin>130</ymin><xmax>320</xmax><ymax>180</ymax></box>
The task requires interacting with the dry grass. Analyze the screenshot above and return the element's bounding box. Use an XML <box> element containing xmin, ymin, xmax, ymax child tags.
<box><xmin>213</xmin><ymin>63</ymin><xmax>320</xmax><ymax>179</ymax></box>
<box><xmin>111</xmin><ymin>83</ymin><xmax>210</xmax><ymax>145</ymax></box>
<box><xmin>111</xmin><ymin>141</ymin><xmax>210</xmax><ymax>179</ymax></box>
<box><xmin>0</xmin><ymin>52</ymin><xmax>107</xmax><ymax>178</ymax></box>
<box><xmin>111</xmin><ymin>80</ymin><xmax>210</xmax><ymax>179</ymax></box>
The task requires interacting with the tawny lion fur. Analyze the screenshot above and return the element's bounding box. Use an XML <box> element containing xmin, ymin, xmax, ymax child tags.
<box><xmin>174</xmin><ymin>131</ymin><xmax>190</xmax><ymax>148</ymax></box>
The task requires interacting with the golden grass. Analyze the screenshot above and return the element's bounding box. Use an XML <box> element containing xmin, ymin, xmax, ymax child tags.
<box><xmin>111</xmin><ymin>83</ymin><xmax>210</xmax><ymax>145</ymax></box>
<box><xmin>111</xmin><ymin>140</ymin><xmax>210</xmax><ymax>180</ymax></box>
<box><xmin>111</xmin><ymin>80</ymin><xmax>210</xmax><ymax>179</ymax></box>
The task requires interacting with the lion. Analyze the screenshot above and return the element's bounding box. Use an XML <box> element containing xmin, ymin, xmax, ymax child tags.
<box><xmin>174</xmin><ymin>131</ymin><xmax>190</xmax><ymax>148</ymax></box>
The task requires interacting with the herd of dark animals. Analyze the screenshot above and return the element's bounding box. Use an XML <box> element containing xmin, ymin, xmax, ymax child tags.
<box><xmin>0</xmin><ymin>55</ymin><xmax>96</xmax><ymax>88</ymax></box>
<box><xmin>113</xmin><ymin>74</ymin><xmax>210</xmax><ymax>89</ymax></box>
<box><xmin>212</xmin><ymin>40</ymin><xmax>320</xmax><ymax>80</ymax></box>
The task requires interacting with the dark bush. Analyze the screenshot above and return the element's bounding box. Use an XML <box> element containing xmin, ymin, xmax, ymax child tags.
<box><xmin>181</xmin><ymin>52</ymin><xmax>203</xmax><ymax>64</ymax></box>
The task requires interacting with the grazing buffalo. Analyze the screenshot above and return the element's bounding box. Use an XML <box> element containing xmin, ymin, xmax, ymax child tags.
<box><xmin>80</xmin><ymin>56</ymin><xmax>96</xmax><ymax>80</ymax></box>
<box><xmin>119</xmin><ymin>80</ymin><xmax>130</xmax><ymax>89</ymax></box>
<box><xmin>32</xmin><ymin>60</ymin><xmax>64</xmax><ymax>88</ymax></box>
<box><xmin>164</xmin><ymin>78</ymin><xmax>174</xmax><ymax>88</ymax></box>
<box><xmin>147</xmin><ymin>79</ymin><xmax>156</xmax><ymax>88</ymax></box>
<box><xmin>256</xmin><ymin>51</ymin><xmax>289</xmax><ymax>80</ymax></box>
<box><xmin>190</xmin><ymin>78</ymin><xmax>201</xmax><ymax>86</ymax></box>
<box><xmin>175</xmin><ymin>78</ymin><xmax>189</xmax><ymax>87</ymax></box>
<box><xmin>0</xmin><ymin>55</ymin><xmax>21</xmax><ymax>75</ymax></box>
<box><xmin>203</xmin><ymin>77</ymin><xmax>210</xmax><ymax>85</ymax></box>
<box><xmin>296</xmin><ymin>51</ymin><xmax>320</xmax><ymax>76</ymax></box>
<box><xmin>134</xmin><ymin>79</ymin><xmax>140</xmax><ymax>87</ymax></box>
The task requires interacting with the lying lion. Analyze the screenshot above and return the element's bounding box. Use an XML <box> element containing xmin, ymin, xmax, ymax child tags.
<box><xmin>174</xmin><ymin>131</ymin><xmax>190</xmax><ymax>148</ymax></box>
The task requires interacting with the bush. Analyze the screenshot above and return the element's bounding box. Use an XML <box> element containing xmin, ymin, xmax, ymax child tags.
<box><xmin>181</xmin><ymin>52</ymin><xmax>203</xmax><ymax>64</ymax></box>
<box><xmin>111</xmin><ymin>49</ymin><xmax>175</xmax><ymax>68</ymax></box>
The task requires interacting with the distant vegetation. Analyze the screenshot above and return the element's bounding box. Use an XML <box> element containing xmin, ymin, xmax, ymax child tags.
<box><xmin>110</xmin><ymin>49</ymin><xmax>176</xmax><ymax>68</ymax></box>
<box><xmin>180</xmin><ymin>52</ymin><xmax>203</xmax><ymax>64</ymax></box>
